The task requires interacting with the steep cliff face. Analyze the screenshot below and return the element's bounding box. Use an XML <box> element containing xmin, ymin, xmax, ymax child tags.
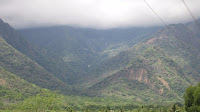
<box><xmin>118</xmin><ymin>68</ymin><xmax>153</xmax><ymax>89</ymax></box>
<box><xmin>131</xmin><ymin>68</ymin><xmax>149</xmax><ymax>84</ymax></box>
<box><xmin>119</xmin><ymin>67</ymin><xmax>172</xmax><ymax>95</ymax></box>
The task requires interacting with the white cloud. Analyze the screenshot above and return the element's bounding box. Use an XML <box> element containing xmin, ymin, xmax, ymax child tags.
<box><xmin>0</xmin><ymin>0</ymin><xmax>200</xmax><ymax>29</ymax></box>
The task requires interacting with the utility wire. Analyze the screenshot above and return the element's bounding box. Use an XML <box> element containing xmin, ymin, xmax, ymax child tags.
<box><xmin>181</xmin><ymin>0</ymin><xmax>200</xmax><ymax>28</ymax></box>
<box><xmin>144</xmin><ymin>0</ymin><xmax>170</xmax><ymax>29</ymax></box>
<box><xmin>144</xmin><ymin>0</ymin><xmax>179</xmax><ymax>38</ymax></box>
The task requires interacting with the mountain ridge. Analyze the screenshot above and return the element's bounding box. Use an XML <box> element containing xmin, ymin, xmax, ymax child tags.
<box><xmin>0</xmin><ymin>35</ymin><xmax>70</xmax><ymax>91</ymax></box>
<box><xmin>0</xmin><ymin>19</ymin><xmax>77</xmax><ymax>85</ymax></box>
<box><xmin>1</xmin><ymin>17</ymin><xmax>200</xmax><ymax>104</ymax></box>
<box><xmin>87</xmin><ymin>20</ymin><xmax>200</xmax><ymax>103</ymax></box>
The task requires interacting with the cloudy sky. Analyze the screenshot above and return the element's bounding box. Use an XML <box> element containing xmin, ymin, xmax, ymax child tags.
<box><xmin>0</xmin><ymin>0</ymin><xmax>200</xmax><ymax>29</ymax></box>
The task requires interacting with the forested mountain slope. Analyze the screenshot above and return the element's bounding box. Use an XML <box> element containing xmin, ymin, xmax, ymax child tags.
<box><xmin>88</xmin><ymin>20</ymin><xmax>200</xmax><ymax>103</ymax></box>
<box><xmin>19</xmin><ymin>26</ymin><xmax>160</xmax><ymax>84</ymax></box>
<box><xmin>0</xmin><ymin>66</ymin><xmax>41</xmax><ymax>105</ymax></box>
<box><xmin>0</xmin><ymin>36</ymin><xmax>68</xmax><ymax>91</ymax></box>
<box><xmin>1</xmin><ymin>17</ymin><xmax>200</xmax><ymax>104</ymax></box>
<box><xmin>0</xmin><ymin>19</ymin><xmax>76</xmax><ymax>84</ymax></box>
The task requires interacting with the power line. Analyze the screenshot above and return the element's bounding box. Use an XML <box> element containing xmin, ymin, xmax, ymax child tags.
<box><xmin>181</xmin><ymin>0</ymin><xmax>200</xmax><ymax>28</ymax></box>
<box><xmin>144</xmin><ymin>0</ymin><xmax>170</xmax><ymax>29</ymax></box>
<box><xmin>144</xmin><ymin>0</ymin><xmax>180</xmax><ymax>38</ymax></box>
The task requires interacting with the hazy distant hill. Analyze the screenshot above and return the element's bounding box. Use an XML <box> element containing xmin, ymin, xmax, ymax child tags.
<box><xmin>19</xmin><ymin>26</ymin><xmax>159</xmax><ymax>84</ymax></box>
<box><xmin>0</xmin><ymin>19</ymin><xmax>76</xmax><ymax>84</ymax></box>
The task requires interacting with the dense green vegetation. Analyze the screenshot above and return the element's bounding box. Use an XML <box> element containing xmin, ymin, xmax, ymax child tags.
<box><xmin>0</xmin><ymin>19</ymin><xmax>76</xmax><ymax>85</ymax></box>
<box><xmin>88</xmin><ymin>45</ymin><xmax>188</xmax><ymax>103</ymax></box>
<box><xmin>0</xmin><ymin>36</ymin><xmax>68</xmax><ymax>91</ymax></box>
<box><xmin>184</xmin><ymin>83</ymin><xmax>200</xmax><ymax>112</ymax></box>
<box><xmin>0</xmin><ymin>66</ymin><xmax>41</xmax><ymax>108</ymax></box>
<box><xmin>1</xmin><ymin>18</ymin><xmax>200</xmax><ymax>111</ymax></box>
<box><xmin>87</xmin><ymin>21</ymin><xmax>200</xmax><ymax>103</ymax></box>
<box><xmin>0</xmin><ymin>65</ymin><xmax>192</xmax><ymax>112</ymax></box>
<box><xmin>1</xmin><ymin>76</ymin><xmax>198</xmax><ymax>112</ymax></box>
<box><xmin>19</xmin><ymin>26</ymin><xmax>159</xmax><ymax>84</ymax></box>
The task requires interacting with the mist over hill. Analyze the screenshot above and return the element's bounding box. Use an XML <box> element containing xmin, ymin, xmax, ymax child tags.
<box><xmin>0</xmin><ymin>18</ymin><xmax>200</xmax><ymax>111</ymax></box>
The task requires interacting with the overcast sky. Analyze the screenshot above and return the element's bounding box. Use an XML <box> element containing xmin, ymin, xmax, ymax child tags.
<box><xmin>0</xmin><ymin>0</ymin><xmax>200</xmax><ymax>29</ymax></box>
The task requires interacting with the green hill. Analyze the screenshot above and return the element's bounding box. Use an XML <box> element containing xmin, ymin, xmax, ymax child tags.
<box><xmin>1</xmin><ymin>17</ymin><xmax>200</xmax><ymax>106</ymax></box>
<box><xmin>19</xmin><ymin>26</ymin><xmax>159</xmax><ymax>84</ymax></box>
<box><xmin>0</xmin><ymin>36</ymin><xmax>68</xmax><ymax>91</ymax></box>
<box><xmin>0</xmin><ymin>66</ymin><xmax>41</xmax><ymax>107</ymax></box>
<box><xmin>0</xmin><ymin>66</ymin><xmax>70</xmax><ymax>112</ymax></box>
<box><xmin>88</xmin><ymin>21</ymin><xmax>200</xmax><ymax>104</ymax></box>
<box><xmin>0</xmin><ymin>19</ymin><xmax>75</xmax><ymax>84</ymax></box>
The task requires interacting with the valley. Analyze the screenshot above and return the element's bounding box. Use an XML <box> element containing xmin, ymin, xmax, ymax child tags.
<box><xmin>0</xmin><ymin>18</ymin><xmax>200</xmax><ymax>111</ymax></box>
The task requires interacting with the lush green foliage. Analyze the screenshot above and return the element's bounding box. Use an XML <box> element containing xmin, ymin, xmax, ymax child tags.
<box><xmin>184</xmin><ymin>83</ymin><xmax>200</xmax><ymax>112</ymax></box>
<box><xmin>19</xmin><ymin>26</ymin><xmax>159</xmax><ymax>84</ymax></box>
<box><xmin>14</xmin><ymin>91</ymin><xmax>65</xmax><ymax>112</ymax></box>
<box><xmin>0</xmin><ymin>66</ymin><xmax>42</xmax><ymax>107</ymax></box>
<box><xmin>0</xmin><ymin>66</ymin><xmax>67</xmax><ymax>112</ymax></box>
<box><xmin>1</xmin><ymin>18</ymin><xmax>200</xmax><ymax>112</ymax></box>
<box><xmin>0</xmin><ymin>19</ymin><xmax>75</xmax><ymax>86</ymax></box>
<box><xmin>0</xmin><ymin>36</ymin><xmax>68</xmax><ymax>91</ymax></box>
<box><xmin>87</xmin><ymin>21</ymin><xmax>200</xmax><ymax>104</ymax></box>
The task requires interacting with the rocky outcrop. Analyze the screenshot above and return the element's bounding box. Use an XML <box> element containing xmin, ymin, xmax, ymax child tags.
<box><xmin>157</xmin><ymin>77</ymin><xmax>170</xmax><ymax>91</ymax></box>
<box><xmin>0</xmin><ymin>79</ymin><xmax>6</xmax><ymax>85</ymax></box>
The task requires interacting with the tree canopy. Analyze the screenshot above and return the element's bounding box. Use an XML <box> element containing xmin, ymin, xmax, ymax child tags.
<box><xmin>184</xmin><ymin>83</ymin><xmax>200</xmax><ymax>112</ymax></box>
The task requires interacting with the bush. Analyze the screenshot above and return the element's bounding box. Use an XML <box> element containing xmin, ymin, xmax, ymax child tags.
<box><xmin>16</xmin><ymin>90</ymin><xmax>65</xmax><ymax>112</ymax></box>
<box><xmin>184</xmin><ymin>83</ymin><xmax>200</xmax><ymax>112</ymax></box>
